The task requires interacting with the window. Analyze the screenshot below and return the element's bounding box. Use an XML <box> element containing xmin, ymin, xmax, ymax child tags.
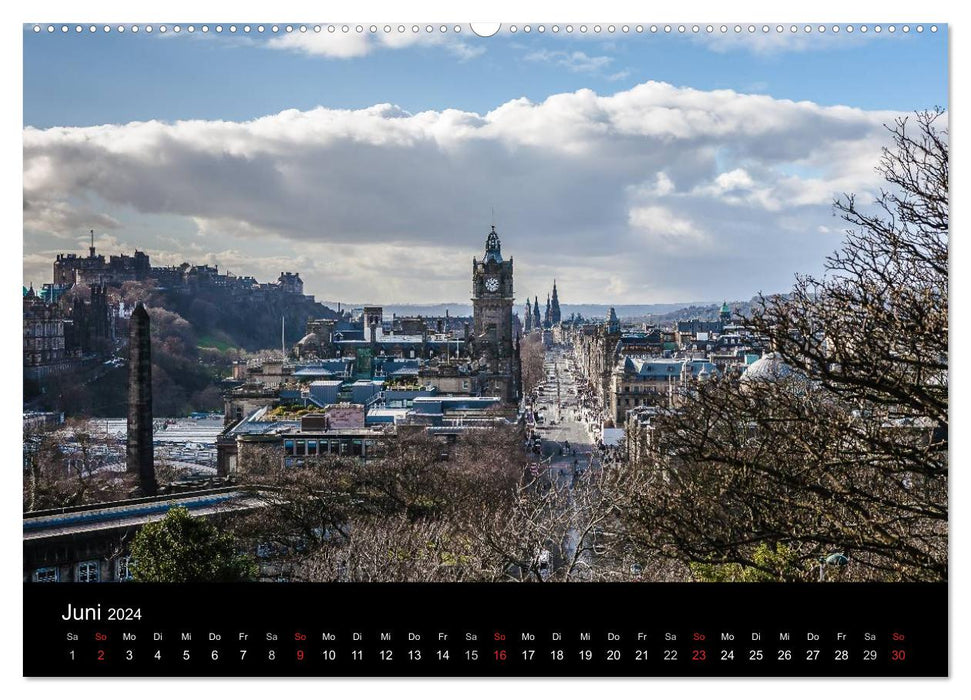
<box><xmin>307</xmin><ymin>440</ymin><xmax>318</xmax><ymax>455</ymax></box>
<box><xmin>116</xmin><ymin>557</ymin><xmax>133</xmax><ymax>582</ymax></box>
<box><xmin>284</xmin><ymin>439</ymin><xmax>295</xmax><ymax>455</ymax></box>
<box><xmin>295</xmin><ymin>440</ymin><xmax>306</xmax><ymax>456</ymax></box>
<box><xmin>33</xmin><ymin>567</ymin><xmax>58</xmax><ymax>583</ymax></box>
<box><xmin>76</xmin><ymin>560</ymin><xmax>101</xmax><ymax>583</ymax></box>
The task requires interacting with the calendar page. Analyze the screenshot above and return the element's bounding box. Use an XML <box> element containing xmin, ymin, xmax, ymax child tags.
<box><xmin>21</xmin><ymin>15</ymin><xmax>948</xmax><ymax>679</ymax></box>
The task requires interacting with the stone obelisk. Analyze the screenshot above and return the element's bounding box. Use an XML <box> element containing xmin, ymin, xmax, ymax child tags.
<box><xmin>127</xmin><ymin>302</ymin><xmax>157</xmax><ymax>496</ymax></box>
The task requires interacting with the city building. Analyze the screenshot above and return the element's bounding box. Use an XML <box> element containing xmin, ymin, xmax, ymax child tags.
<box><xmin>23</xmin><ymin>487</ymin><xmax>260</xmax><ymax>582</ymax></box>
<box><xmin>23</xmin><ymin>287</ymin><xmax>66</xmax><ymax>369</ymax></box>
<box><xmin>470</xmin><ymin>226</ymin><xmax>520</xmax><ymax>403</ymax></box>
<box><xmin>608</xmin><ymin>357</ymin><xmax>718</xmax><ymax>425</ymax></box>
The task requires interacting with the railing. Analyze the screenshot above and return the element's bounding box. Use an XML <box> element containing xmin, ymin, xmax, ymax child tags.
<box><xmin>364</xmin><ymin>391</ymin><xmax>386</xmax><ymax>409</ymax></box>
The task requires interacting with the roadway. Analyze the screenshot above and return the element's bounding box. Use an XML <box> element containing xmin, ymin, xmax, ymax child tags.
<box><xmin>528</xmin><ymin>345</ymin><xmax>599</xmax><ymax>489</ymax></box>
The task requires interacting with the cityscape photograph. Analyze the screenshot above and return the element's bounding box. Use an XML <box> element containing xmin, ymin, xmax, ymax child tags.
<box><xmin>22</xmin><ymin>23</ymin><xmax>947</xmax><ymax>586</ymax></box>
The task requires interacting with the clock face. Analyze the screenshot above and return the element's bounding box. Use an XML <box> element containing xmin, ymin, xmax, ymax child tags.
<box><xmin>485</xmin><ymin>277</ymin><xmax>500</xmax><ymax>293</ymax></box>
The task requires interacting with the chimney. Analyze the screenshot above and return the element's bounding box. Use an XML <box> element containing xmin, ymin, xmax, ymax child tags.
<box><xmin>127</xmin><ymin>303</ymin><xmax>157</xmax><ymax>496</ymax></box>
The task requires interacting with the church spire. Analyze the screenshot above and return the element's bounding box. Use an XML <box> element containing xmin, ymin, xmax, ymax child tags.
<box><xmin>550</xmin><ymin>280</ymin><xmax>561</xmax><ymax>326</ymax></box>
<box><xmin>606</xmin><ymin>306</ymin><xmax>620</xmax><ymax>334</ymax></box>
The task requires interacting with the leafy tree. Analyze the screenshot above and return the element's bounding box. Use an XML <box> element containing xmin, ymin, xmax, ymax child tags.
<box><xmin>130</xmin><ymin>506</ymin><xmax>257</xmax><ymax>582</ymax></box>
<box><xmin>690</xmin><ymin>543</ymin><xmax>803</xmax><ymax>583</ymax></box>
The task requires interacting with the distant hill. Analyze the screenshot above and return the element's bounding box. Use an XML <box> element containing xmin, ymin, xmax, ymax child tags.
<box><xmin>323</xmin><ymin>302</ymin><xmax>714</xmax><ymax>321</ymax></box>
<box><xmin>321</xmin><ymin>302</ymin><xmax>474</xmax><ymax>318</ymax></box>
<box><xmin>158</xmin><ymin>287</ymin><xmax>339</xmax><ymax>351</ymax></box>
<box><xmin>319</xmin><ymin>300</ymin><xmax>771</xmax><ymax>325</ymax></box>
<box><xmin>560</xmin><ymin>303</ymin><xmax>711</xmax><ymax>320</ymax></box>
<box><xmin>25</xmin><ymin>282</ymin><xmax>341</xmax><ymax>417</ymax></box>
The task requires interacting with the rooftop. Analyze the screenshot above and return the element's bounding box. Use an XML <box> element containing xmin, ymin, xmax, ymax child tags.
<box><xmin>23</xmin><ymin>488</ymin><xmax>261</xmax><ymax>541</ymax></box>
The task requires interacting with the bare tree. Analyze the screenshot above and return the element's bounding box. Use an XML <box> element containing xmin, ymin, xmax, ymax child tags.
<box><xmin>229</xmin><ymin>426</ymin><xmax>527</xmax><ymax>581</ymax></box>
<box><xmin>622</xmin><ymin>111</ymin><xmax>948</xmax><ymax>582</ymax></box>
<box><xmin>461</xmin><ymin>453</ymin><xmax>652</xmax><ymax>582</ymax></box>
<box><xmin>24</xmin><ymin>419</ymin><xmax>135</xmax><ymax>510</ymax></box>
<box><xmin>520</xmin><ymin>333</ymin><xmax>546</xmax><ymax>397</ymax></box>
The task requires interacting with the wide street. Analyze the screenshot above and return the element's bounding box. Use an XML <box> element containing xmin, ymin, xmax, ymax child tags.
<box><xmin>528</xmin><ymin>344</ymin><xmax>598</xmax><ymax>489</ymax></box>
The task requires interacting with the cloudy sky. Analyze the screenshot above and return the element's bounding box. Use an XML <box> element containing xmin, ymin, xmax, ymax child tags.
<box><xmin>23</xmin><ymin>24</ymin><xmax>947</xmax><ymax>305</ymax></box>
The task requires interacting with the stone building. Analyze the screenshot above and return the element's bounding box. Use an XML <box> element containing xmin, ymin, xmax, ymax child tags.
<box><xmin>277</xmin><ymin>272</ymin><xmax>304</xmax><ymax>295</ymax></box>
<box><xmin>470</xmin><ymin>226</ymin><xmax>520</xmax><ymax>403</ymax></box>
<box><xmin>54</xmin><ymin>232</ymin><xmax>151</xmax><ymax>287</ymax></box>
<box><xmin>571</xmin><ymin>307</ymin><xmax>623</xmax><ymax>413</ymax></box>
<box><xmin>65</xmin><ymin>283</ymin><xmax>112</xmax><ymax>356</ymax></box>
<box><xmin>23</xmin><ymin>288</ymin><xmax>66</xmax><ymax>368</ymax></box>
<box><xmin>218</xmin><ymin>410</ymin><xmax>390</xmax><ymax>475</ymax></box>
<box><xmin>608</xmin><ymin>357</ymin><xmax>717</xmax><ymax>425</ymax></box>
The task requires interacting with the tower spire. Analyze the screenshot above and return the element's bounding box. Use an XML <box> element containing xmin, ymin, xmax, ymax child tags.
<box><xmin>89</xmin><ymin>229</ymin><xmax>96</xmax><ymax>258</ymax></box>
<box><xmin>484</xmin><ymin>223</ymin><xmax>502</xmax><ymax>262</ymax></box>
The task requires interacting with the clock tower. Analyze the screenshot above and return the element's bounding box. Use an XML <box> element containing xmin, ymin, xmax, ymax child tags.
<box><xmin>471</xmin><ymin>225</ymin><xmax>517</xmax><ymax>402</ymax></box>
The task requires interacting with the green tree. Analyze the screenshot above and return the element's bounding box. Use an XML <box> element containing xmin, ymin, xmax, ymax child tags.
<box><xmin>690</xmin><ymin>543</ymin><xmax>804</xmax><ymax>583</ymax></box>
<box><xmin>130</xmin><ymin>506</ymin><xmax>257</xmax><ymax>582</ymax></box>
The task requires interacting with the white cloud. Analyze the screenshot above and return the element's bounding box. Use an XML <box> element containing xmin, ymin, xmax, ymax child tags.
<box><xmin>606</xmin><ymin>70</ymin><xmax>632</xmax><ymax>82</ymax></box>
<box><xmin>23</xmin><ymin>197</ymin><xmax>121</xmax><ymax>236</ymax></box>
<box><xmin>691</xmin><ymin>168</ymin><xmax>781</xmax><ymax>210</ymax></box>
<box><xmin>628</xmin><ymin>206</ymin><xmax>708</xmax><ymax>250</ymax></box>
<box><xmin>653</xmin><ymin>172</ymin><xmax>675</xmax><ymax>196</ymax></box>
<box><xmin>23</xmin><ymin>81</ymin><xmax>916</xmax><ymax>303</ymax></box>
<box><xmin>525</xmin><ymin>49</ymin><xmax>614</xmax><ymax>73</ymax></box>
<box><xmin>267</xmin><ymin>31</ymin><xmax>370</xmax><ymax>58</ymax></box>
<box><xmin>266</xmin><ymin>30</ymin><xmax>484</xmax><ymax>60</ymax></box>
